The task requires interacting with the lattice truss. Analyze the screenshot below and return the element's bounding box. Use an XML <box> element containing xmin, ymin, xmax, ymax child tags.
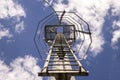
<box><xmin>34</xmin><ymin>11</ymin><xmax>92</xmax><ymax>60</ymax></box>
<box><xmin>34</xmin><ymin>11</ymin><xmax>92</xmax><ymax>79</ymax></box>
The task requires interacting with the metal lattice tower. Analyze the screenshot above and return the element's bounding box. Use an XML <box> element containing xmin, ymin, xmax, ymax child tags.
<box><xmin>34</xmin><ymin>11</ymin><xmax>92</xmax><ymax>80</ymax></box>
<box><xmin>38</xmin><ymin>33</ymin><xmax>88</xmax><ymax>80</ymax></box>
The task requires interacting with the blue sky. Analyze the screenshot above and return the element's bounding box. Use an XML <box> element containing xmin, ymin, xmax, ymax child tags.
<box><xmin>0</xmin><ymin>0</ymin><xmax>120</xmax><ymax>80</ymax></box>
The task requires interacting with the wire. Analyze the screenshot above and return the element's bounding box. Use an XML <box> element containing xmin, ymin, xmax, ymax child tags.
<box><xmin>34</xmin><ymin>0</ymin><xmax>59</xmax><ymax>60</ymax></box>
<box><xmin>59</xmin><ymin>10</ymin><xmax>66</xmax><ymax>24</ymax></box>
<box><xmin>43</xmin><ymin>0</ymin><xmax>59</xmax><ymax>21</ymax></box>
<box><xmin>74</xmin><ymin>13</ymin><xmax>92</xmax><ymax>59</ymax></box>
<box><xmin>35</xmin><ymin>1</ymin><xmax>92</xmax><ymax>60</ymax></box>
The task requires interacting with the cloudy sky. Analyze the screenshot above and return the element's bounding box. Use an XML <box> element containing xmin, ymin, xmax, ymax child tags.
<box><xmin>0</xmin><ymin>0</ymin><xmax>120</xmax><ymax>80</ymax></box>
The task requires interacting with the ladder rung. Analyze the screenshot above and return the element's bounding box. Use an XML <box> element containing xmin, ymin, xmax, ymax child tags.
<box><xmin>63</xmin><ymin>59</ymin><xmax>77</xmax><ymax>61</ymax></box>
<box><xmin>50</xmin><ymin>57</ymin><xmax>75</xmax><ymax>59</ymax></box>
<box><xmin>65</xmin><ymin>60</ymin><xmax>77</xmax><ymax>62</ymax></box>
<box><xmin>64</xmin><ymin>57</ymin><xmax>75</xmax><ymax>59</ymax></box>
<box><xmin>52</xmin><ymin>50</ymin><xmax>75</xmax><ymax>53</ymax></box>
<box><xmin>66</xmin><ymin>53</ymin><xmax>74</xmax><ymax>56</ymax></box>
<box><xmin>53</xmin><ymin>45</ymin><xmax>68</xmax><ymax>47</ymax></box>
<box><xmin>48</xmin><ymin>63</ymin><xmax>79</xmax><ymax>66</ymax></box>
<box><xmin>54</xmin><ymin>55</ymin><xmax>73</xmax><ymax>57</ymax></box>
<box><xmin>48</xmin><ymin>69</ymin><xmax>80</xmax><ymax>71</ymax></box>
<box><xmin>53</xmin><ymin>44</ymin><xmax>72</xmax><ymax>48</ymax></box>
<box><xmin>49</xmin><ymin>60</ymin><xmax>77</xmax><ymax>62</ymax></box>
<box><xmin>52</xmin><ymin>50</ymin><xmax>71</xmax><ymax>53</ymax></box>
<box><xmin>51</xmin><ymin>54</ymin><xmax>73</xmax><ymax>56</ymax></box>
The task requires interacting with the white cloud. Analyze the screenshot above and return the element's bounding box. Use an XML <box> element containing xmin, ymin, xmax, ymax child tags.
<box><xmin>111</xmin><ymin>30</ymin><xmax>120</xmax><ymax>48</ymax></box>
<box><xmin>43</xmin><ymin>0</ymin><xmax>53</xmax><ymax>7</ymax></box>
<box><xmin>109</xmin><ymin>1</ymin><xmax>120</xmax><ymax>49</ymax></box>
<box><xmin>0</xmin><ymin>0</ymin><xmax>26</xmax><ymax>19</ymax></box>
<box><xmin>15</xmin><ymin>21</ymin><xmax>24</xmax><ymax>34</ymax></box>
<box><xmin>110</xmin><ymin>0</ymin><xmax>120</xmax><ymax>16</ymax></box>
<box><xmin>0</xmin><ymin>55</ymin><xmax>42</xmax><ymax>80</ymax></box>
<box><xmin>0</xmin><ymin>24</ymin><xmax>13</xmax><ymax>40</ymax></box>
<box><xmin>6</xmin><ymin>39</ymin><xmax>15</xmax><ymax>43</ymax></box>
<box><xmin>48</xmin><ymin>0</ymin><xmax>110</xmax><ymax>58</ymax></box>
<box><xmin>0</xmin><ymin>0</ymin><xmax>26</xmax><ymax>39</ymax></box>
<box><xmin>45</xmin><ymin>0</ymin><xmax>120</xmax><ymax>58</ymax></box>
<box><xmin>111</xmin><ymin>20</ymin><xmax>120</xmax><ymax>48</ymax></box>
<box><xmin>112</xmin><ymin>20</ymin><xmax>120</xmax><ymax>29</ymax></box>
<box><xmin>0</xmin><ymin>29</ymin><xmax>12</xmax><ymax>40</ymax></box>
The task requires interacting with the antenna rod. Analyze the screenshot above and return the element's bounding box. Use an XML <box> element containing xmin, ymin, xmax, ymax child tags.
<box><xmin>59</xmin><ymin>10</ymin><xmax>66</xmax><ymax>24</ymax></box>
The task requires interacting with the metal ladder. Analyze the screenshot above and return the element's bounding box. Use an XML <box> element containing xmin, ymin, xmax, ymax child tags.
<box><xmin>38</xmin><ymin>33</ymin><xmax>88</xmax><ymax>79</ymax></box>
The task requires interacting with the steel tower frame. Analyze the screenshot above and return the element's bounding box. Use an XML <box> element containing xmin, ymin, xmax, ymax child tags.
<box><xmin>38</xmin><ymin>33</ymin><xmax>88</xmax><ymax>80</ymax></box>
<box><xmin>34</xmin><ymin>11</ymin><xmax>92</xmax><ymax>80</ymax></box>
